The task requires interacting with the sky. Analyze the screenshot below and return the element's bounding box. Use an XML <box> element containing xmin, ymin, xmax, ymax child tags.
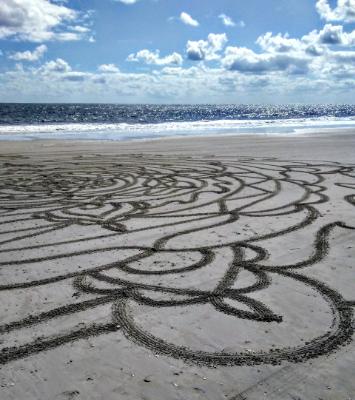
<box><xmin>0</xmin><ymin>0</ymin><xmax>354</xmax><ymax>103</ymax></box>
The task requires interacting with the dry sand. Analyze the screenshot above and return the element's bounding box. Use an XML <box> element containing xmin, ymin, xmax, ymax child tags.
<box><xmin>0</xmin><ymin>130</ymin><xmax>354</xmax><ymax>400</ymax></box>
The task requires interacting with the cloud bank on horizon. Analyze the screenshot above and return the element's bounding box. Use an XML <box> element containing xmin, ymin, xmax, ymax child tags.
<box><xmin>0</xmin><ymin>0</ymin><xmax>354</xmax><ymax>103</ymax></box>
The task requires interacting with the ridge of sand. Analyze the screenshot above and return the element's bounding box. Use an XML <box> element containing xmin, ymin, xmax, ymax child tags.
<box><xmin>0</xmin><ymin>131</ymin><xmax>354</xmax><ymax>399</ymax></box>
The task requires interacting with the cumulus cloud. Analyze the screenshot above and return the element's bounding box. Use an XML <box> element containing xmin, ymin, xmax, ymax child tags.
<box><xmin>0</xmin><ymin>0</ymin><xmax>90</xmax><ymax>42</ymax></box>
<box><xmin>304</xmin><ymin>24</ymin><xmax>355</xmax><ymax>46</ymax></box>
<box><xmin>61</xmin><ymin>72</ymin><xmax>89</xmax><ymax>82</ymax></box>
<box><xmin>222</xmin><ymin>46</ymin><xmax>309</xmax><ymax>74</ymax></box>
<box><xmin>9</xmin><ymin>44</ymin><xmax>47</xmax><ymax>62</ymax></box>
<box><xmin>98</xmin><ymin>64</ymin><xmax>120</xmax><ymax>73</ymax></box>
<box><xmin>32</xmin><ymin>58</ymin><xmax>93</xmax><ymax>84</ymax></box>
<box><xmin>256</xmin><ymin>25</ymin><xmax>355</xmax><ymax>60</ymax></box>
<box><xmin>316</xmin><ymin>0</ymin><xmax>355</xmax><ymax>23</ymax></box>
<box><xmin>256</xmin><ymin>32</ymin><xmax>302</xmax><ymax>53</ymax></box>
<box><xmin>220</xmin><ymin>23</ymin><xmax>355</xmax><ymax>79</ymax></box>
<box><xmin>319</xmin><ymin>25</ymin><xmax>344</xmax><ymax>44</ymax></box>
<box><xmin>39</xmin><ymin>58</ymin><xmax>71</xmax><ymax>74</ymax></box>
<box><xmin>1</xmin><ymin>52</ymin><xmax>354</xmax><ymax>103</ymax></box>
<box><xmin>186</xmin><ymin>33</ymin><xmax>228</xmax><ymax>61</ymax></box>
<box><xmin>180</xmin><ymin>12</ymin><xmax>199</xmax><ymax>27</ymax></box>
<box><xmin>1</xmin><ymin>2</ymin><xmax>355</xmax><ymax>103</ymax></box>
<box><xmin>127</xmin><ymin>49</ymin><xmax>183</xmax><ymax>66</ymax></box>
<box><xmin>186</xmin><ymin>42</ymin><xmax>205</xmax><ymax>61</ymax></box>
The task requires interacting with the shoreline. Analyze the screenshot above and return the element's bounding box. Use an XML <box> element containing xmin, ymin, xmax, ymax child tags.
<box><xmin>0</xmin><ymin>119</ymin><xmax>355</xmax><ymax>142</ymax></box>
<box><xmin>1</xmin><ymin>128</ymin><xmax>355</xmax><ymax>161</ymax></box>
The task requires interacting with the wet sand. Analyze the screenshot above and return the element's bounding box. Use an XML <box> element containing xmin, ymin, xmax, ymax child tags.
<box><xmin>0</xmin><ymin>130</ymin><xmax>354</xmax><ymax>399</ymax></box>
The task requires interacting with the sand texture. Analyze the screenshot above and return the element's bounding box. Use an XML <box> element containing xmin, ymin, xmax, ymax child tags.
<box><xmin>0</xmin><ymin>132</ymin><xmax>354</xmax><ymax>399</ymax></box>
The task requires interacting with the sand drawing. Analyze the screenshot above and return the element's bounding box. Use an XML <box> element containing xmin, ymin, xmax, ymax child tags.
<box><xmin>0</xmin><ymin>154</ymin><xmax>354</xmax><ymax>366</ymax></box>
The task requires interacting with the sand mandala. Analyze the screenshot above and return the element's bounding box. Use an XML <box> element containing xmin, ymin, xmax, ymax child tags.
<box><xmin>0</xmin><ymin>154</ymin><xmax>354</xmax><ymax>367</ymax></box>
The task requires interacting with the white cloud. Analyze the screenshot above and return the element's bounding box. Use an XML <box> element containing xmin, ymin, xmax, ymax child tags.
<box><xmin>70</xmin><ymin>25</ymin><xmax>90</xmax><ymax>33</ymax></box>
<box><xmin>303</xmin><ymin>24</ymin><xmax>355</xmax><ymax>46</ymax></box>
<box><xmin>219</xmin><ymin>14</ymin><xmax>245</xmax><ymax>28</ymax></box>
<box><xmin>208</xmin><ymin>34</ymin><xmax>228</xmax><ymax>52</ymax></box>
<box><xmin>9</xmin><ymin>44</ymin><xmax>47</xmax><ymax>61</ymax></box>
<box><xmin>221</xmin><ymin>25</ymin><xmax>355</xmax><ymax>79</ymax></box>
<box><xmin>34</xmin><ymin>58</ymin><xmax>93</xmax><ymax>83</ymax></box>
<box><xmin>256</xmin><ymin>25</ymin><xmax>355</xmax><ymax>60</ymax></box>
<box><xmin>98</xmin><ymin>64</ymin><xmax>120</xmax><ymax>73</ymax></box>
<box><xmin>61</xmin><ymin>72</ymin><xmax>90</xmax><ymax>82</ymax></box>
<box><xmin>127</xmin><ymin>49</ymin><xmax>183</xmax><ymax>66</ymax></box>
<box><xmin>256</xmin><ymin>32</ymin><xmax>302</xmax><ymax>53</ymax></box>
<box><xmin>0</xmin><ymin>0</ymin><xmax>90</xmax><ymax>42</ymax></box>
<box><xmin>316</xmin><ymin>0</ymin><xmax>355</xmax><ymax>23</ymax></box>
<box><xmin>39</xmin><ymin>58</ymin><xmax>71</xmax><ymax>74</ymax></box>
<box><xmin>318</xmin><ymin>24</ymin><xmax>344</xmax><ymax>44</ymax></box>
<box><xmin>186</xmin><ymin>41</ymin><xmax>205</xmax><ymax>61</ymax></box>
<box><xmin>114</xmin><ymin>0</ymin><xmax>139</xmax><ymax>3</ymax></box>
<box><xmin>186</xmin><ymin>33</ymin><xmax>228</xmax><ymax>61</ymax></box>
<box><xmin>222</xmin><ymin>46</ymin><xmax>309</xmax><ymax>74</ymax></box>
<box><xmin>1</xmin><ymin>9</ymin><xmax>355</xmax><ymax>103</ymax></box>
<box><xmin>219</xmin><ymin>14</ymin><xmax>235</xmax><ymax>27</ymax></box>
<box><xmin>180</xmin><ymin>12</ymin><xmax>199</xmax><ymax>27</ymax></box>
<box><xmin>1</xmin><ymin>53</ymin><xmax>354</xmax><ymax>103</ymax></box>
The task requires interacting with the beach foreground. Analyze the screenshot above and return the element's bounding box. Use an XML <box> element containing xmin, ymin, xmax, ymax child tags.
<box><xmin>0</xmin><ymin>131</ymin><xmax>354</xmax><ymax>400</ymax></box>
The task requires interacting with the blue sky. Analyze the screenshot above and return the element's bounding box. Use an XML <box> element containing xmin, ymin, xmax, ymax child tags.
<box><xmin>0</xmin><ymin>0</ymin><xmax>354</xmax><ymax>103</ymax></box>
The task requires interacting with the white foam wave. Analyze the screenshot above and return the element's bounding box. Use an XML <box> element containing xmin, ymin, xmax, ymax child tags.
<box><xmin>0</xmin><ymin>117</ymin><xmax>355</xmax><ymax>141</ymax></box>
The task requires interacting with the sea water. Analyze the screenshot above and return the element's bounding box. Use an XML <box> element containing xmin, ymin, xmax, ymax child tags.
<box><xmin>0</xmin><ymin>103</ymin><xmax>354</xmax><ymax>141</ymax></box>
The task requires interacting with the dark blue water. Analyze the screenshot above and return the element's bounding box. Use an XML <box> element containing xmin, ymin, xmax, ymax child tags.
<box><xmin>1</xmin><ymin>103</ymin><xmax>355</xmax><ymax>125</ymax></box>
<box><xmin>0</xmin><ymin>104</ymin><xmax>355</xmax><ymax>141</ymax></box>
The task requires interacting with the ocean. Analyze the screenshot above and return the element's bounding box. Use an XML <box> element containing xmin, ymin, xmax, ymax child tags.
<box><xmin>0</xmin><ymin>103</ymin><xmax>355</xmax><ymax>141</ymax></box>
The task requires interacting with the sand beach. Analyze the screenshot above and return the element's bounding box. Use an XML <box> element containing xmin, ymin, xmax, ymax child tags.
<box><xmin>0</xmin><ymin>130</ymin><xmax>354</xmax><ymax>400</ymax></box>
